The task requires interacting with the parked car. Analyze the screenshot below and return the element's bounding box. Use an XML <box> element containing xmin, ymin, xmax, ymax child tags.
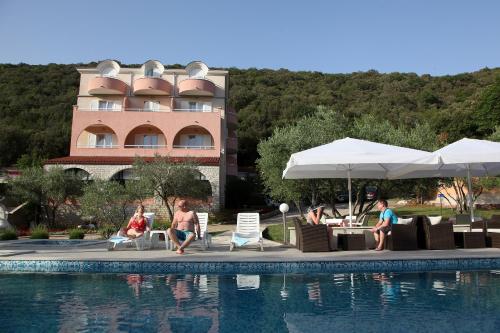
<box><xmin>365</xmin><ymin>186</ymin><xmax>378</xmax><ymax>200</ymax></box>
<box><xmin>336</xmin><ymin>192</ymin><xmax>356</xmax><ymax>203</ymax></box>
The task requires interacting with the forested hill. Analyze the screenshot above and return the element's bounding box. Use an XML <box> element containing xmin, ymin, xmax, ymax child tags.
<box><xmin>1</xmin><ymin>63</ymin><xmax>500</xmax><ymax>167</ymax></box>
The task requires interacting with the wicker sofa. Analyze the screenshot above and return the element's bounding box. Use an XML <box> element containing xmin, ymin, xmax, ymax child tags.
<box><xmin>293</xmin><ymin>218</ymin><xmax>331</xmax><ymax>252</ymax></box>
<box><xmin>412</xmin><ymin>215</ymin><xmax>455</xmax><ymax>250</ymax></box>
<box><xmin>386</xmin><ymin>222</ymin><xmax>418</xmax><ymax>251</ymax></box>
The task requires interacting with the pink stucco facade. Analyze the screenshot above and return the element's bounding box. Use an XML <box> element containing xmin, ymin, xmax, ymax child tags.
<box><xmin>48</xmin><ymin>60</ymin><xmax>238</xmax><ymax>211</ymax></box>
<box><xmin>70</xmin><ymin>107</ymin><xmax>222</xmax><ymax>157</ymax></box>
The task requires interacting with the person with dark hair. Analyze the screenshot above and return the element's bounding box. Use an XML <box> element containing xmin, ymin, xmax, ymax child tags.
<box><xmin>370</xmin><ymin>199</ymin><xmax>398</xmax><ymax>251</ymax></box>
<box><xmin>306</xmin><ymin>205</ymin><xmax>325</xmax><ymax>225</ymax></box>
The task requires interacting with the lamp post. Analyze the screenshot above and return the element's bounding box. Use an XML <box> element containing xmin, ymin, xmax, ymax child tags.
<box><xmin>279</xmin><ymin>203</ymin><xmax>289</xmax><ymax>245</ymax></box>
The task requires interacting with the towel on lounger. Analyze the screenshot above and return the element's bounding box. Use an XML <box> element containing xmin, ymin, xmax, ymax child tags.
<box><xmin>232</xmin><ymin>235</ymin><xmax>250</xmax><ymax>247</ymax></box>
<box><xmin>109</xmin><ymin>236</ymin><xmax>129</xmax><ymax>244</ymax></box>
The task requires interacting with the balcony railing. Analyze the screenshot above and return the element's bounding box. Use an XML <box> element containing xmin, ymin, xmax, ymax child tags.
<box><xmin>76</xmin><ymin>144</ymin><xmax>120</xmax><ymax>148</ymax></box>
<box><xmin>172</xmin><ymin>108</ymin><xmax>213</xmax><ymax>112</ymax></box>
<box><xmin>172</xmin><ymin>145</ymin><xmax>215</xmax><ymax>150</ymax></box>
<box><xmin>124</xmin><ymin>145</ymin><xmax>167</xmax><ymax>148</ymax></box>
<box><xmin>77</xmin><ymin>107</ymin><xmax>169</xmax><ymax>112</ymax></box>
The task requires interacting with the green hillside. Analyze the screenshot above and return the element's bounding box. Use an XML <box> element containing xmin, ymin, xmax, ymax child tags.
<box><xmin>1</xmin><ymin>63</ymin><xmax>499</xmax><ymax>167</ymax></box>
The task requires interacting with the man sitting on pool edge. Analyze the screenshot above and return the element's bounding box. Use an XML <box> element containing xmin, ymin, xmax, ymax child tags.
<box><xmin>370</xmin><ymin>199</ymin><xmax>398</xmax><ymax>251</ymax></box>
<box><xmin>167</xmin><ymin>200</ymin><xmax>201</xmax><ymax>254</ymax></box>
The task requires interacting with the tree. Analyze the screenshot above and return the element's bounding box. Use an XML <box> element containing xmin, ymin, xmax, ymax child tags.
<box><xmin>8</xmin><ymin>166</ymin><xmax>82</xmax><ymax>227</ymax></box>
<box><xmin>257</xmin><ymin>107</ymin><xmax>351</xmax><ymax>215</ymax></box>
<box><xmin>79</xmin><ymin>180</ymin><xmax>140</xmax><ymax>235</ymax></box>
<box><xmin>133</xmin><ymin>156</ymin><xmax>211</xmax><ymax>221</ymax></box>
<box><xmin>257</xmin><ymin>107</ymin><xmax>440</xmax><ymax>219</ymax></box>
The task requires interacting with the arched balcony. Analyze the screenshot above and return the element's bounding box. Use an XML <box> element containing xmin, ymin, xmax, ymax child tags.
<box><xmin>76</xmin><ymin>125</ymin><xmax>118</xmax><ymax>149</ymax></box>
<box><xmin>173</xmin><ymin>126</ymin><xmax>215</xmax><ymax>150</ymax></box>
<box><xmin>124</xmin><ymin>125</ymin><xmax>167</xmax><ymax>149</ymax></box>
<box><xmin>88</xmin><ymin>77</ymin><xmax>128</xmax><ymax>95</ymax></box>
<box><xmin>178</xmin><ymin>78</ymin><xmax>216</xmax><ymax>96</ymax></box>
<box><xmin>133</xmin><ymin>77</ymin><xmax>172</xmax><ymax>95</ymax></box>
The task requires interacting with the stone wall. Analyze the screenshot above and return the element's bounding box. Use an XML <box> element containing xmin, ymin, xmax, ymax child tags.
<box><xmin>46</xmin><ymin>163</ymin><xmax>223</xmax><ymax>212</ymax></box>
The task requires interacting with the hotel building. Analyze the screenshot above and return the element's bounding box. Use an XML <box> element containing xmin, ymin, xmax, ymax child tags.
<box><xmin>46</xmin><ymin>60</ymin><xmax>238</xmax><ymax>211</ymax></box>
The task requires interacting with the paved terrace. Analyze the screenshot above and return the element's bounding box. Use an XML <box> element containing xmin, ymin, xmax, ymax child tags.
<box><xmin>1</xmin><ymin>230</ymin><xmax>500</xmax><ymax>262</ymax></box>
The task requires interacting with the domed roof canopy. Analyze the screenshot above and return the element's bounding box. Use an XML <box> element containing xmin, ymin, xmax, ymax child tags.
<box><xmin>96</xmin><ymin>60</ymin><xmax>120</xmax><ymax>77</ymax></box>
<box><xmin>142</xmin><ymin>60</ymin><xmax>164</xmax><ymax>77</ymax></box>
<box><xmin>185</xmin><ymin>61</ymin><xmax>209</xmax><ymax>78</ymax></box>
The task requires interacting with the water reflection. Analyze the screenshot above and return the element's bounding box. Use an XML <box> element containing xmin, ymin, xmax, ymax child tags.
<box><xmin>1</xmin><ymin>271</ymin><xmax>500</xmax><ymax>332</ymax></box>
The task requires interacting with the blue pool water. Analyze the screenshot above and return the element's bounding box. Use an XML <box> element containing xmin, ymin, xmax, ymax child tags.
<box><xmin>1</xmin><ymin>270</ymin><xmax>500</xmax><ymax>332</ymax></box>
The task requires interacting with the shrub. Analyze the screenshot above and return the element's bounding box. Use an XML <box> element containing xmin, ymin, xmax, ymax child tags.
<box><xmin>30</xmin><ymin>224</ymin><xmax>49</xmax><ymax>239</ymax></box>
<box><xmin>68</xmin><ymin>228</ymin><xmax>85</xmax><ymax>239</ymax></box>
<box><xmin>153</xmin><ymin>219</ymin><xmax>171</xmax><ymax>230</ymax></box>
<box><xmin>0</xmin><ymin>228</ymin><xmax>18</xmax><ymax>240</ymax></box>
<box><xmin>98</xmin><ymin>225</ymin><xmax>117</xmax><ymax>239</ymax></box>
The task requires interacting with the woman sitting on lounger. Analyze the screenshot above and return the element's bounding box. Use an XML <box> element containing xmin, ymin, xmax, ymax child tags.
<box><xmin>124</xmin><ymin>205</ymin><xmax>149</xmax><ymax>239</ymax></box>
<box><xmin>306</xmin><ymin>205</ymin><xmax>325</xmax><ymax>225</ymax></box>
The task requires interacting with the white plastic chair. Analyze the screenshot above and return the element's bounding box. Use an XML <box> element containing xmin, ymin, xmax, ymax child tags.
<box><xmin>167</xmin><ymin>212</ymin><xmax>211</xmax><ymax>250</ymax></box>
<box><xmin>197</xmin><ymin>212</ymin><xmax>212</xmax><ymax>249</ymax></box>
<box><xmin>230</xmin><ymin>213</ymin><xmax>263</xmax><ymax>251</ymax></box>
<box><xmin>107</xmin><ymin>213</ymin><xmax>154</xmax><ymax>251</ymax></box>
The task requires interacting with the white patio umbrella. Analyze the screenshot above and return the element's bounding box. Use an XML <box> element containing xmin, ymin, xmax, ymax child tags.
<box><xmin>282</xmin><ymin>137</ymin><xmax>438</xmax><ymax>226</ymax></box>
<box><xmin>389</xmin><ymin>138</ymin><xmax>500</xmax><ymax>222</ymax></box>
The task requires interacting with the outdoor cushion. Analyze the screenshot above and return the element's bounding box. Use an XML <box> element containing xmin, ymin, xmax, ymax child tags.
<box><xmin>428</xmin><ymin>216</ymin><xmax>442</xmax><ymax>225</ymax></box>
<box><xmin>398</xmin><ymin>217</ymin><xmax>413</xmax><ymax>225</ymax></box>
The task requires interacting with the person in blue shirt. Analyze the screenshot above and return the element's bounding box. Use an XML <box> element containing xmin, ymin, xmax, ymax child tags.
<box><xmin>371</xmin><ymin>199</ymin><xmax>398</xmax><ymax>251</ymax></box>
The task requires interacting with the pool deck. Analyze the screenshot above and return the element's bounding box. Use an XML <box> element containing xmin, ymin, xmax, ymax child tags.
<box><xmin>1</xmin><ymin>230</ymin><xmax>500</xmax><ymax>263</ymax></box>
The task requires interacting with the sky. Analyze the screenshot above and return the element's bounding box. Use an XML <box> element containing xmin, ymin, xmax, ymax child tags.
<box><xmin>0</xmin><ymin>0</ymin><xmax>499</xmax><ymax>75</ymax></box>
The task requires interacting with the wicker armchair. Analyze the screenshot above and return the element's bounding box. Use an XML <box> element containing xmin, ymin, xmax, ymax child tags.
<box><xmin>423</xmin><ymin>218</ymin><xmax>455</xmax><ymax>250</ymax></box>
<box><xmin>293</xmin><ymin>218</ymin><xmax>330</xmax><ymax>252</ymax></box>
<box><xmin>387</xmin><ymin>222</ymin><xmax>418</xmax><ymax>251</ymax></box>
<box><xmin>485</xmin><ymin>220</ymin><xmax>500</xmax><ymax>248</ymax></box>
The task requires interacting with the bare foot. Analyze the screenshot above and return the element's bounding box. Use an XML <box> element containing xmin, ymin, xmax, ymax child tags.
<box><xmin>375</xmin><ymin>247</ymin><xmax>383</xmax><ymax>251</ymax></box>
<box><xmin>176</xmin><ymin>248</ymin><xmax>184</xmax><ymax>255</ymax></box>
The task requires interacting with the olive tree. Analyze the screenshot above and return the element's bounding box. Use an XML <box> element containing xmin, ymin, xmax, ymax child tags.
<box><xmin>79</xmin><ymin>179</ymin><xmax>142</xmax><ymax>236</ymax></box>
<box><xmin>133</xmin><ymin>156</ymin><xmax>211</xmax><ymax>221</ymax></box>
<box><xmin>8</xmin><ymin>166</ymin><xmax>82</xmax><ymax>227</ymax></box>
<box><xmin>257</xmin><ymin>107</ymin><xmax>440</xmax><ymax>218</ymax></box>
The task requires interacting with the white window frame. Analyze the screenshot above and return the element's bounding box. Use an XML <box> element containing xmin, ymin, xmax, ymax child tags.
<box><xmin>142</xmin><ymin>135</ymin><xmax>158</xmax><ymax>147</ymax></box>
<box><xmin>144</xmin><ymin>101</ymin><xmax>160</xmax><ymax>112</ymax></box>
<box><xmin>95</xmin><ymin>133</ymin><xmax>113</xmax><ymax>148</ymax></box>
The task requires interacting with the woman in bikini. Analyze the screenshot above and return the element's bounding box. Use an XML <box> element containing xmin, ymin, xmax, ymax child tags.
<box><xmin>124</xmin><ymin>205</ymin><xmax>150</xmax><ymax>239</ymax></box>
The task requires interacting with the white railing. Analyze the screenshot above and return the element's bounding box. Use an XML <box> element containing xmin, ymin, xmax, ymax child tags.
<box><xmin>78</xmin><ymin>108</ymin><xmax>122</xmax><ymax>112</ymax></box>
<box><xmin>126</xmin><ymin>108</ymin><xmax>169</xmax><ymax>112</ymax></box>
<box><xmin>124</xmin><ymin>145</ymin><xmax>167</xmax><ymax>148</ymax></box>
<box><xmin>172</xmin><ymin>145</ymin><xmax>215</xmax><ymax>150</ymax></box>
<box><xmin>76</xmin><ymin>145</ymin><xmax>120</xmax><ymax>148</ymax></box>
<box><xmin>172</xmin><ymin>108</ymin><xmax>213</xmax><ymax>112</ymax></box>
<box><xmin>78</xmin><ymin>108</ymin><xmax>172</xmax><ymax>113</ymax></box>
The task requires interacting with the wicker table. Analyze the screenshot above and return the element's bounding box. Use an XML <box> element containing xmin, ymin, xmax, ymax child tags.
<box><xmin>454</xmin><ymin>232</ymin><xmax>486</xmax><ymax>248</ymax></box>
<box><xmin>338</xmin><ymin>233</ymin><xmax>366</xmax><ymax>251</ymax></box>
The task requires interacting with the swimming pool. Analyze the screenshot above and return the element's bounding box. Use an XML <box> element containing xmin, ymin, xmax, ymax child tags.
<box><xmin>1</xmin><ymin>270</ymin><xmax>500</xmax><ymax>332</ymax></box>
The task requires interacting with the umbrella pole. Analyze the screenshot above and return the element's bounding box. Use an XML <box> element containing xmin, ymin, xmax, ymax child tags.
<box><xmin>348</xmin><ymin>169</ymin><xmax>353</xmax><ymax>227</ymax></box>
<box><xmin>466</xmin><ymin>165</ymin><xmax>475</xmax><ymax>222</ymax></box>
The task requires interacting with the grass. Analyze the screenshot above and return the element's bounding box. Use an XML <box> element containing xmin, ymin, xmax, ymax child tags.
<box><xmin>263</xmin><ymin>219</ymin><xmax>295</xmax><ymax>243</ymax></box>
<box><xmin>263</xmin><ymin>206</ymin><xmax>500</xmax><ymax>242</ymax></box>
<box><xmin>0</xmin><ymin>228</ymin><xmax>18</xmax><ymax>240</ymax></box>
